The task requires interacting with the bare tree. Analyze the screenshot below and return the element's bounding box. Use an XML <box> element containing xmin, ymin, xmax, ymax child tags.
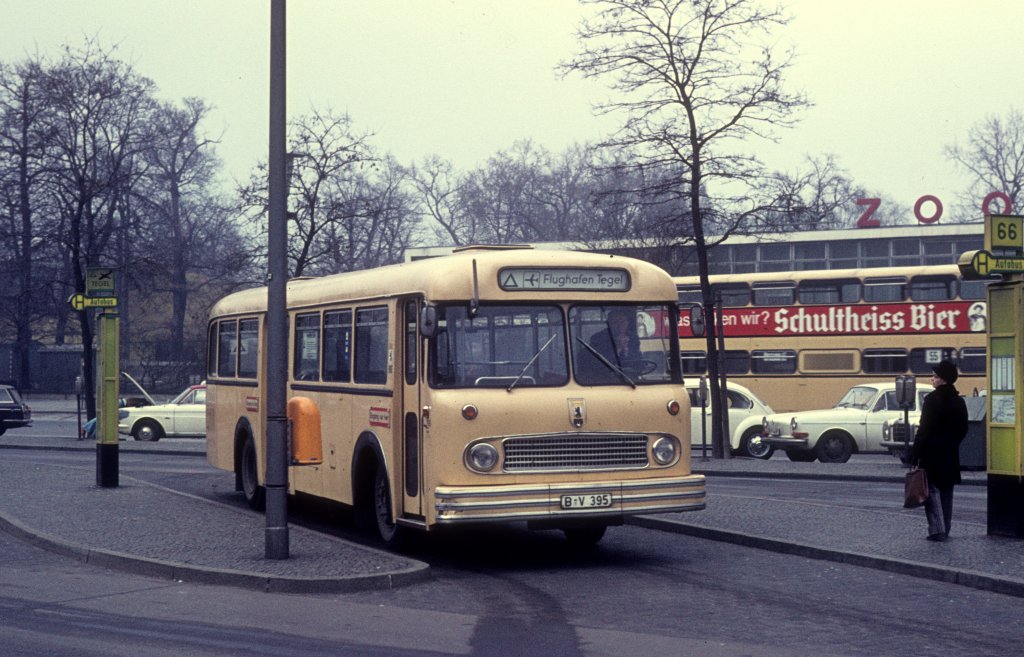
<box><xmin>411</xmin><ymin>155</ymin><xmax>479</xmax><ymax>246</ymax></box>
<box><xmin>0</xmin><ymin>58</ymin><xmax>53</xmax><ymax>389</ymax></box>
<box><xmin>563</xmin><ymin>0</ymin><xmax>809</xmax><ymax>456</ymax></box>
<box><xmin>758</xmin><ymin>155</ymin><xmax>906</xmax><ymax>231</ymax></box>
<box><xmin>946</xmin><ymin>108</ymin><xmax>1024</xmax><ymax>219</ymax></box>
<box><xmin>40</xmin><ymin>39</ymin><xmax>154</xmax><ymax>416</ymax></box>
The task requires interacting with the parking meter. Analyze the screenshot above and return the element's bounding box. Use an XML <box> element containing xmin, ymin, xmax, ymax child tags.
<box><xmin>698</xmin><ymin>375</ymin><xmax>709</xmax><ymax>459</ymax></box>
<box><xmin>895</xmin><ymin>375</ymin><xmax>916</xmax><ymax>449</ymax></box>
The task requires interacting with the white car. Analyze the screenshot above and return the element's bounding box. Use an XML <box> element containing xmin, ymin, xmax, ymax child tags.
<box><xmin>687</xmin><ymin>380</ymin><xmax>775</xmax><ymax>459</ymax></box>
<box><xmin>118</xmin><ymin>383</ymin><xmax>206</xmax><ymax>441</ymax></box>
<box><xmin>760</xmin><ymin>381</ymin><xmax>933</xmax><ymax>463</ymax></box>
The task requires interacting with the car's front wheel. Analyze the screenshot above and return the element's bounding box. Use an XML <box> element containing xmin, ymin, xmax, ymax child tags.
<box><xmin>738</xmin><ymin>427</ymin><xmax>773</xmax><ymax>459</ymax></box>
<box><xmin>132</xmin><ymin>419</ymin><xmax>164</xmax><ymax>442</ymax></box>
<box><xmin>816</xmin><ymin>431</ymin><xmax>854</xmax><ymax>463</ymax></box>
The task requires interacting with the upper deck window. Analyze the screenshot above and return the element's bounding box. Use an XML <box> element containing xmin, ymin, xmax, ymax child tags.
<box><xmin>798</xmin><ymin>279</ymin><xmax>860</xmax><ymax>304</ymax></box>
<box><xmin>863</xmin><ymin>277</ymin><xmax>907</xmax><ymax>302</ymax></box>
<box><xmin>910</xmin><ymin>275</ymin><xmax>956</xmax><ymax>301</ymax></box>
<box><xmin>752</xmin><ymin>282</ymin><xmax>795</xmax><ymax>306</ymax></box>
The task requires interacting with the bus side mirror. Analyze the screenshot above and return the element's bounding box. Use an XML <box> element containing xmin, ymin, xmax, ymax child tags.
<box><xmin>420</xmin><ymin>305</ymin><xmax>438</xmax><ymax>338</ymax></box>
<box><xmin>687</xmin><ymin>304</ymin><xmax>705</xmax><ymax>338</ymax></box>
<box><xmin>895</xmin><ymin>375</ymin><xmax>916</xmax><ymax>408</ymax></box>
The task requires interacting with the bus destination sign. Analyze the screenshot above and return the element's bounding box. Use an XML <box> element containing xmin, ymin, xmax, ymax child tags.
<box><xmin>499</xmin><ymin>267</ymin><xmax>630</xmax><ymax>292</ymax></box>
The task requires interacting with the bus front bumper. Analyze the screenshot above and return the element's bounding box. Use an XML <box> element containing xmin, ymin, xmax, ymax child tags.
<box><xmin>433</xmin><ymin>475</ymin><xmax>706</xmax><ymax>525</ymax></box>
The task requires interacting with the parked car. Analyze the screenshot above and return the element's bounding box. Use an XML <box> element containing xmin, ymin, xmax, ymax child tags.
<box><xmin>0</xmin><ymin>383</ymin><xmax>32</xmax><ymax>436</ymax></box>
<box><xmin>118</xmin><ymin>383</ymin><xmax>206</xmax><ymax>441</ymax></box>
<box><xmin>686</xmin><ymin>380</ymin><xmax>775</xmax><ymax>459</ymax></box>
<box><xmin>760</xmin><ymin>381</ymin><xmax>933</xmax><ymax>463</ymax></box>
<box><xmin>882</xmin><ymin>393</ymin><xmax>987</xmax><ymax>465</ymax></box>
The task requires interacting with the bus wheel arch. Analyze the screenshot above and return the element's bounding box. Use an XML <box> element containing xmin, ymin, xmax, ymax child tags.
<box><xmin>352</xmin><ymin>434</ymin><xmax>388</xmax><ymax>531</ymax></box>
<box><xmin>816</xmin><ymin>430</ymin><xmax>855</xmax><ymax>464</ymax></box>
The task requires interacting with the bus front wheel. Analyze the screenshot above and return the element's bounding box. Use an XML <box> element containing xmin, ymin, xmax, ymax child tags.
<box><xmin>240</xmin><ymin>436</ymin><xmax>266</xmax><ymax>511</ymax></box>
<box><xmin>374</xmin><ymin>462</ymin><xmax>408</xmax><ymax>549</ymax></box>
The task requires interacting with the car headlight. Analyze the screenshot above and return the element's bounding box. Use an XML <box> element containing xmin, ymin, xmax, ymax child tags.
<box><xmin>652</xmin><ymin>436</ymin><xmax>678</xmax><ymax>465</ymax></box>
<box><xmin>882</xmin><ymin>422</ymin><xmax>891</xmax><ymax>440</ymax></box>
<box><xmin>790</xmin><ymin>416</ymin><xmax>799</xmax><ymax>432</ymax></box>
<box><xmin>467</xmin><ymin>443</ymin><xmax>499</xmax><ymax>472</ymax></box>
<box><xmin>118</xmin><ymin>410</ymin><xmax>129</xmax><ymax>420</ymax></box>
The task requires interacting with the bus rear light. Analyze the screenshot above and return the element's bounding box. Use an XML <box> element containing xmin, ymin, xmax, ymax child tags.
<box><xmin>462</xmin><ymin>404</ymin><xmax>478</xmax><ymax>420</ymax></box>
<box><xmin>667</xmin><ymin>399</ymin><xmax>681</xmax><ymax>415</ymax></box>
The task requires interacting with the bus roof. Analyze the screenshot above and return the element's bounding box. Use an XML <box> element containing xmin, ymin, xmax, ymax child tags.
<box><xmin>673</xmin><ymin>263</ymin><xmax>965</xmax><ymax>287</ymax></box>
<box><xmin>210</xmin><ymin>247</ymin><xmax>677</xmax><ymax>318</ymax></box>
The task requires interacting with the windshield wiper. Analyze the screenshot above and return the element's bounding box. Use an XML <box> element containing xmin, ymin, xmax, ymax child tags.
<box><xmin>508</xmin><ymin>333</ymin><xmax>560</xmax><ymax>392</ymax></box>
<box><xmin>574</xmin><ymin>337</ymin><xmax>636</xmax><ymax>389</ymax></box>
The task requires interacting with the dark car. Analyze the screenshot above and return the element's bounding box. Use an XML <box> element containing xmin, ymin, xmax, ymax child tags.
<box><xmin>0</xmin><ymin>384</ymin><xmax>32</xmax><ymax>436</ymax></box>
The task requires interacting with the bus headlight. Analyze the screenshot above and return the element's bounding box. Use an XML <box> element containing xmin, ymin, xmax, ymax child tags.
<box><xmin>652</xmin><ymin>437</ymin><xmax>678</xmax><ymax>465</ymax></box>
<box><xmin>468</xmin><ymin>443</ymin><xmax>499</xmax><ymax>472</ymax></box>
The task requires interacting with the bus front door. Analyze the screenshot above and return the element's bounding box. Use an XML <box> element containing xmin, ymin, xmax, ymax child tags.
<box><xmin>401</xmin><ymin>297</ymin><xmax>424</xmax><ymax>519</ymax></box>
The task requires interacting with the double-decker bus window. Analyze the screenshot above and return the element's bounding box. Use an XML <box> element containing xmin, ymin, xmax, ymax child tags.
<box><xmin>355</xmin><ymin>307</ymin><xmax>389</xmax><ymax>384</ymax></box>
<box><xmin>751</xmin><ymin>349</ymin><xmax>797</xmax><ymax>374</ymax></box>
<box><xmin>958</xmin><ymin>278</ymin><xmax>990</xmax><ymax>300</ymax></box>
<box><xmin>723</xmin><ymin>350</ymin><xmax>750</xmax><ymax>375</ymax></box>
<box><xmin>862</xmin><ymin>348</ymin><xmax>908</xmax><ymax>373</ymax></box>
<box><xmin>323</xmin><ymin>309</ymin><xmax>352</xmax><ymax>382</ymax></box>
<box><xmin>217</xmin><ymin>320</ymin><xmax>237</xmax><ymax>377</ymax></box>
<box><xmin>797</xmin><ymin>278</ymin><xmax>860</xmax><ymax>304</ymax></box>
<box><xmin>238</xmin><ymin>319</ymin><xmax>259</xmax><ymax>379</ymax></box>
<box><xmin>752</xmin><ymin>282</ymin><xmax>795</xmax><ymax>306</ymax></box>
<box><xmin>800</xmin><ymin>350</ymin><xmax>858</xmax><ymax>373</ymax></box>
<box><xmin>713</xmin><ymin>283</ymin><xmax>750</xmax><ymax>307</ymax></box>
<box><xmin>958</xmin><ymin>346</ymin><xmax>986</xmax><ymax>374</ymax></box>
<box><xmin>863</xmin><ymin>277</ymin><xmax>906</xmax><ymax>302</ymax></box>
<box><xmin>677</xmin><ymin>285</ymin><xmax>702</xmax><ymax>305</ymax></box>
<box><xmin>910</xmin><ymin>347</ymin><xmax>953</xmax><ymax>374</ymax></box>
<box><xmin>680</xmin><ymin>350</ymin><xmax>707</xmax><ymax>374</ymax></box>
<box><xmin>910</xmin><ymin>275</ymin><xmax>956</xmax><ymax>301</ymax></box>
<box><xmin>293</xmin><ymin>312</ymin><xmax>321</xmax><ymax>381</ymax></box>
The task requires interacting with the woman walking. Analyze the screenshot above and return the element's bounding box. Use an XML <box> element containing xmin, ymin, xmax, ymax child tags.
<box><xmin>910</xmin><ymin>360</ymin><xmax>969</xmax><ymax>541</ymax></box>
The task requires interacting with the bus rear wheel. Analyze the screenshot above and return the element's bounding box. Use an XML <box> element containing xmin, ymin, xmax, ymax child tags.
<box><xmin>240</xmin><ymin>436</ymin><xmax>266</xmax><ymax>511</ymax></box>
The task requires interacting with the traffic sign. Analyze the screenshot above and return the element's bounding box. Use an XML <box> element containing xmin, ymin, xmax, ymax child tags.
<box><xmin>86</xmin><ymin>267</ymin><xmax>117</xmax><ymax>297</ymax></box>
<box><xmin>67</xmin><ymin>293</ymin><xmax>118</xmax><ymax>310</ymax></box>
<box><xmin>959</xmin><ymin>249</ymin><xmax>1024</xmax><ymax>278</ymax></box>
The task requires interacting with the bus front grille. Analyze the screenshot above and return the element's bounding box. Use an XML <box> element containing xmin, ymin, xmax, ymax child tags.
<box><xmin>502</xmin><ymin>433</ymin><xmax>649</xmax><ymax>472</ymax></box>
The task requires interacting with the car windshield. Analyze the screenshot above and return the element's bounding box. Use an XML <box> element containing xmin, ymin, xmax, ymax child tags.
<box><xmin>430</xmin><ymin>304</ymin><xmax>569</xmax><ymax>388</ymax></box>
<box><xmin>570</xmin><ymin>304</ymin><xmax>677</xmax><ymax>386</ymax></box>
<box><xmin>834</xmin><ymin>386</ymin><xmax>879</xmax><ymax>410</ymax></box>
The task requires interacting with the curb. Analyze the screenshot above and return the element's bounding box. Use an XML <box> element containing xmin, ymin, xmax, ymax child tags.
<box><xmin>693</xmin><ymin>468</ymin><xmax>988</xmax><ymax>487</ymax></box>
<box><xmin>628</xmin><ymin>516</ymin><xmax>1024</xmax><ymax>599</ymax></box>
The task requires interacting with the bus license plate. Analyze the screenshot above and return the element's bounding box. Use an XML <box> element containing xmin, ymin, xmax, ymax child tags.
<box><xmin>560</xmin><ymin>493</ymin><xmax>613</xmax><ymax>510</ymax></box>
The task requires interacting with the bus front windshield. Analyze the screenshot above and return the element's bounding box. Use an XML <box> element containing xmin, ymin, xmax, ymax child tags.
<box><xmin>429</xmin><ymin>303</ymin><xmax>678</xmax><ymax>389</ymax></box>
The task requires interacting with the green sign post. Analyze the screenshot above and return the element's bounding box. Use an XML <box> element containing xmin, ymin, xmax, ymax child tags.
<box><xmin>961</xmin><ymin>214</ymin><xmax>1024</xmax><ymax>537</ymax></box>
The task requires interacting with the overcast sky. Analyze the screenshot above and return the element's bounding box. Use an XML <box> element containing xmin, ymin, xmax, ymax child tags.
<box><xmin>5</xmin><ymin>1</ymin><xmax>1023</xmax><ymax>224</ymax></box>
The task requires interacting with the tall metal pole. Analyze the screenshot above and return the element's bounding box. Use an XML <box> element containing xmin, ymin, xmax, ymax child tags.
<box><xmin>265</xmin><ymin>0</ymin><xmax>289</xmax><ymax>559</ymax></box>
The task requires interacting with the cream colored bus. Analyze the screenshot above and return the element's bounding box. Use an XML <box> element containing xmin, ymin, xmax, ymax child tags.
<box><xmin>675</xmin><ymin>264</ymin><xmax>990</xmax><ymax>414</ymax></box>
<box><xmin>206</xmin><ymin>246</ymin><xmax>705</xmax><ymax>547</ymax></box>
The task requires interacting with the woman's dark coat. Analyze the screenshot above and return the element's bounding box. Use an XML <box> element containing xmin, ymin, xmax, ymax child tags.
<box><xmin>910</xmin><ymin>384</ymin><xmax>969</xmax><ymax>488</ymax></box>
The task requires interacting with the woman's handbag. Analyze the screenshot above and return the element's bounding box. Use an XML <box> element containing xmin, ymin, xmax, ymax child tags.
<box><xmin>904</xmin><ymin>467</ymin><xmax>930</xmax><ymax>508</ymax></box>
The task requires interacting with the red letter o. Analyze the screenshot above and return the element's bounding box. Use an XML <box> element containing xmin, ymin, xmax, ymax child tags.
<box><xmin>982</xmin><ymin>191</ymin><xmax>1012</xmax><ymax>215</ymax></box>
<box><xmin>914</xmin><ymin>195</ymin><xmax>943</xmax><ymax>224</ymax></box>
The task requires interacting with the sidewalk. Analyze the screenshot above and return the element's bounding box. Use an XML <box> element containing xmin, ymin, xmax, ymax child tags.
<box><xmin>2</xmin><ymin>412</ymin><xmax>1023</xmax><ymax>597</ymax></box>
